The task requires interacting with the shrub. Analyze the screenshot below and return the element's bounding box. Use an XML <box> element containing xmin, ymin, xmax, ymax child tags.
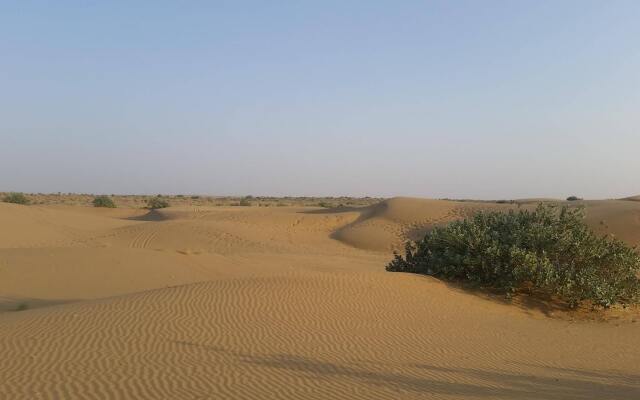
<box><xmin>239</xmin><ymin>197</ymin><xmax>252</xmax><ymax>206</ymax></box>
<box><xmin>147</xmin><ymin>197</ymin><xmax>170</xmax><ymax>209</ymax></box>
<box><xmin>317</xmin><ymin>201</ymin><xmax>332</xmax><ymax>208</ymax></box>
<box><xmin>387</xmin><ymin>204</ymin><xmax>640</xmax><ymax>308</ymax></box>
<box><xmin>566</xmin><ymin>196</ymin><xmax>582</xmax><ymax>201</ymax></box>
<box><xmin>3</xmin><ymin>192</ymin><xmax>29</xmax><ymax>205</ymax></box>
<box><xmin>92</xmin><ymin>195</ymin><xmax>116</xmax><ymax>208</ymax></box>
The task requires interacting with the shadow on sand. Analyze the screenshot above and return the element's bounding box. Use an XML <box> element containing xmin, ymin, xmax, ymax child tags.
<box><xmin>171</xmin><ymin>342</ymin><xmax>640</xmax><ymax>399</ymax></box>
<box><xmin>0</xmin><ymin>296</ymin><xmax>80</xmax><ymax>312</ymax></box>
<box><xmin>124</xmin><ymin>209</ymin><xmax>169</xmax><ymax>222</ymax></box>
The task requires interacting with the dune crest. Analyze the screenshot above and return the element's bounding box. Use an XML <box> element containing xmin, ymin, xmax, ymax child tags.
<box><xmin>331</xmin><ymin>197</ymin><xmax>512</xmax><ymax>251</ymax></box>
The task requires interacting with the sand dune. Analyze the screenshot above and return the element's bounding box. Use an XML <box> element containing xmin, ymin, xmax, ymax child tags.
<box><xmin>621</xmin><ymin>194</ymin><xmax>640</xmax><ymax>202</ymax></box>
<box><xmin>331</xmin><ymin>197</ymin><xmax>640</xmax><ymax>252</ymax></box>
<box><xmin>0</xmin><ymin>199</ymin><xmax>639</xmax><ymax>399</ymax></box>
<box><xmin>331</xmin><ymin>198</ymin><xmax>514</xmax><ymax>252</ymax></box>
<box><xmin>2</xmin><ymin>273</ymin><xmax>639</xmax><ymax>399</ymax></box>
<box><xmin>0</xmin><ymin>202</ymin><xmax>139</xmax><ymax>248</ymax></box>
<box><xmin>578</xmin><ymin>200</ymin><xmax>640</xmax><ymax>248</ymax></box>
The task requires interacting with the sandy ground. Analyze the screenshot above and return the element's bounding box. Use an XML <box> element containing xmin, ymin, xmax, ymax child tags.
<box><xmin>0</xmin><ymin>198</ymin><xmax>639</xmax><ymax>399</ymax></box>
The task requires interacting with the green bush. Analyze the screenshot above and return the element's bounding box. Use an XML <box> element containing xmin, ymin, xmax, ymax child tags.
<box><xmin>92</xmin><ymin>195</ymin><xmax>116</xmax><ymax>208</ymax></box>
<box><xmin>387</xmin><ymin>204</ymin><xmax>640</xmax><ymax>308</ymax></box>
<box><xmin>239</xmin><ymin>197</ymin><xmax>252</xmax><ymax>206</ymax></box>
<box><xmin>566</xmin><ymin>196</ymin><xmax>582</xmax><ymax>201</ymax></box>
<box><xmin>147</xmin><ymin>197</ymin><xmax>170</xmax><ymax>209</ymax></box>
<box><xmin>3</xmin><ymin>192</ymin><xmax>29</xmax><ymax>205</ymax></box>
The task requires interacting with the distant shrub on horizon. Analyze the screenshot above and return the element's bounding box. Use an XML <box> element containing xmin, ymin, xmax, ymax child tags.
<box><xmin>566</xmin><ymin>196</ymin><xmax>582</xmax><ymax>201</ymax></box>
<box><xmin>92</xmin><ymin>195</ymin><xmax>116</xmax><ymax>208</ymax></box>
<box><xmin>239</xmin><ymin>197</ymin><xmax>252</xmax><ymax>206</ymax></box>
<box><xmin>3</xmin><ymin>192</ymin><xmax>29</xmax><ymax>205</ymax></box>
<box><xmin>388</xmin><ymin>204</ymin><xmax>640</xmax><ymax>308</ymax></box>
<box><xmin>147</xmin><ymin>197</ymin><xmax>170</xmax><ymax>209</ymax></box>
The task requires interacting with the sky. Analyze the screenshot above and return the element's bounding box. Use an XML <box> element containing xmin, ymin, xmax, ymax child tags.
<box><xmin>1</xmin><ymin>1</ymin><xmax>639</xmax><ymax>199</ymax></box>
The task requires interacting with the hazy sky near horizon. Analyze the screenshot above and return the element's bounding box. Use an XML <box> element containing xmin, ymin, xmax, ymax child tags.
<box><xmin>2</xmin><ymin>1</ymin><xmax>639</xmax><ymax>199</ymax></box>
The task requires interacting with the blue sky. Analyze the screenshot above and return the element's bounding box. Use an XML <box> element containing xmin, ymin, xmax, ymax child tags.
<box><xmin>1</xmin><ymin>1</ymin><xmax>639</xmax><ymax>199</ymax></box>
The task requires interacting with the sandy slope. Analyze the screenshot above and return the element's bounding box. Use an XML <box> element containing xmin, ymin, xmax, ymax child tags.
<box><xmin>621</xmin><ymin>195</ymin><xmax>640</xmax><ymax>202</ymax></box>
<box><xmin>331</xmin><ymin>198</ymin><xmax>513</xmax><ymax>252</ymax></box>
<box><xmin>579</xmin><ymin>200</ymin><xmax>640</xmax><ymax>247</ymax></box>
<box><xmin>332</xmin><ymin>197</ymin><xmax>640</xmax><ymax>252</ymax></box>
<box><xmin>0</xmin><ymin>199</ymin><xmax>639</xmax><ymax>399</ymax></box>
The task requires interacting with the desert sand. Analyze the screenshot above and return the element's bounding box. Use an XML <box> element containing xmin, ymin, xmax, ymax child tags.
<box><xmin>1</xmin><ymin>197</ymin><xmax>639</xmax><ymax>399</ymax></box>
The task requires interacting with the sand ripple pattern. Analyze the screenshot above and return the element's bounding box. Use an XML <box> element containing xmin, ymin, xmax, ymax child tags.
<box><xmin>2</xmin><ymin>199</ymin><xmax>640</xmax><ymax>399</ymax></box>
<box><xmin>1</xmin><ymin>272</ymin><xmax>639</xmax><ymax>399</ymax></box>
